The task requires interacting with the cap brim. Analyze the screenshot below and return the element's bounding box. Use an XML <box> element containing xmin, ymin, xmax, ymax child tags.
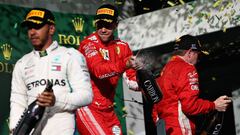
<box><xmin>21</xmin><ymin>20</ymin><xmax>45</xmax><ymax>29</ymax></box>
<box><xmin>190</xmin><ymin>49</ymin><xmax>209</xmax><ymax>55</ymax></box>
<box><xmin>95</xmin><ymin>14</ymin><xmax>117</xmax><ymax>23</ymax></box>
<box><xmin>95</xmin><ymin>18</ymin><xmax>114</xmax><ymax>23</ymax></box>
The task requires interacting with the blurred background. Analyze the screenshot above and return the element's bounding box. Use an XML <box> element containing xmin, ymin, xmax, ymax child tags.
<box><xmin>0</xmin><ymin>0</ymin><xmax>196</xmax><ymax>18</ymax></box>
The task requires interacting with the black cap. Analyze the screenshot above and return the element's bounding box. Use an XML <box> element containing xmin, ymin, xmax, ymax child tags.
<box><xmin>174</xmin><ymin>35</ymin><xmax>209</xmax><ymax>55</ymax></box>
<box><xmin>21</xmin><ymin>8</ymin><xmax>55</xmax><ymax>29</ymax></box>
<box><xmin>95</xmin><ymin>4</ymin><xmax>118</xmax><ymax>23</ymax></box>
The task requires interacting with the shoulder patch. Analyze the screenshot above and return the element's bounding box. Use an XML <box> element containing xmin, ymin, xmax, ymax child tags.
<box><xmin>116</xmin><ymin>40</ymin><xmax>127</xmax><ymax>46</ymax></box>
<box><xmin>187</xmin><ymin>70</ymin><xmax>199</xmax><ymax>91</ymax></box>
<box><xmin>82</xmin><ymin>42</ymin><xmax>98</xmax><ymax>58</ymax></box>
<box><xmin>88</xmin><ymin>35</ymin><xmax>97</xmax><ymax>41</ymax></box>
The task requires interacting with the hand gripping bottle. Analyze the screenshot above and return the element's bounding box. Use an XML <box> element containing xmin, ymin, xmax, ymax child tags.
<box><xmin>200</xmin><ymin>111</ymin><xmax>224</xmax><ymax>135</ymax></box>
<box><xmin>13</xmin><ymin>80</ymin><xmax>53</xmax><ymax>135</ymax></box>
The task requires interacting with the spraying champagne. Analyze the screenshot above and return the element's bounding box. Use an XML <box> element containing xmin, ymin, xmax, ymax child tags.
<box><xmin>137</xmin><ymin>69</ymin><xmax>162</xmax><ymax>103</ymax></box>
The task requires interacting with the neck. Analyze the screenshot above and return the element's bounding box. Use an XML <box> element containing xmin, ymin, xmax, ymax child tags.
<box><xmin>35</xmin><ymin>39</ymin><xmax>53</xmax><ymax>51</ymax></box>
<box><xmin>178</xmin><ymin>55</ymin><xmax>193</xmax><ymax>65</ymax></box>
<box><xmin>105</xmin><ymin>35</ymin><xmax>114</xmax><ymax>44</ymax></box>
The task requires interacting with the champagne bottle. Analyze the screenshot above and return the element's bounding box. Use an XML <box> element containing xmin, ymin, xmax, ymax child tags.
<box><xmin>13</xmin><ymin>80</ymin><xmax>53</xmax><ymax>135</ymax></box>
<box><xmin>136</xmin><ymin>69</ymin><xmax>162</xmax><ymax>103</ymax></box>
<box><xmin>200</xmin><ymin>111</ymin><xmax>224</xmax><ymax>135</ymax></box>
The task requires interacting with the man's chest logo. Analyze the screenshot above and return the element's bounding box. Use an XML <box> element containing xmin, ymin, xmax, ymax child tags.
<box><xmin>99</xmin><ymin>48</ymin><xmax>110</xmax><ymax>60</ymax></box>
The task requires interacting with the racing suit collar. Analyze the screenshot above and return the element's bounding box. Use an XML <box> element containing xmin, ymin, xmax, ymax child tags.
<box><xmin>33</xmin><ymin>41</ymin><xmax>58</xmax><ymax>57</ymax></box>
<box><xmin>95</xmin><ymin>32</ymin><xmax>117</xmax><ymax>46</ymax></box>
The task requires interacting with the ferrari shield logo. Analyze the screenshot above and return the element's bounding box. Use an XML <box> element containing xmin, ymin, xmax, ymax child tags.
<box><xmin>115</xmin><ymin>46</ymin><xmax>120</xmax><ymax>55</ymax></box>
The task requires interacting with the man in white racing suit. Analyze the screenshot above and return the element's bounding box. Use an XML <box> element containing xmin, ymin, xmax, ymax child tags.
<box><xmin>9</xmin><ymin>8</ymin><xmax>93</xmax><ymax>135</ymax></box>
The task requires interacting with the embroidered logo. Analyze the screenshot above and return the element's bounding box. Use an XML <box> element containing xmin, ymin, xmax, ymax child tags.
<box><xmin>99</xmin><ymin>48</ymin><xmax>109</xmax><ymax>60</ymax></box>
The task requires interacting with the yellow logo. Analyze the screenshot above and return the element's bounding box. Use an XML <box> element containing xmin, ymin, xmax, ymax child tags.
<box><xmin>72</xmin><ymin>17</ymin><xmax>84</xmax><ymax>33</ymax></box>
<box><xmin>97</xmin><ymin>8</ymin><xmax>114</xmax><ymax>16</ymax></box>
<box><xmin>1</xmin><ymin>44</ymin><xmax>12</xmax><ymax>60</ymax></box>
<box><xmin>115</xmin><ymin>46</ymin><xmax>120</xmax><ymax>55</ymax></box>
<box><xmin>26</xmin><ymin>10</ymin><xmax>45</xmax><ymax>19</ymax></box>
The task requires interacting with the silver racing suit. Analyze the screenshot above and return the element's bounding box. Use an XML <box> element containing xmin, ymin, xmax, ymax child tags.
<box><xmin>9</xmin><ymin>41</ymin><xmax>93</xmax><ymax>135</ymax></box>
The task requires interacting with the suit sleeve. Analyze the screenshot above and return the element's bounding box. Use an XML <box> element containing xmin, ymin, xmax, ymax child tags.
<box><xmin>123</xmin><ymin>69</ymin><xmax>138</xmax><ymax>91</ymax></box>
<box><xmin>9</xmin><ymin>60</ymin><xmax>28</xmax><ymax>131</ymax></box>
<box><xmin>177</xmin><ymin>66</ymin><xmax>215</xmax><ymax>116</ymax></box>
<box><xmin>54</xmin><ymin>49</ymin><xmax>93</xmax><ymax>111</ymax></box>
<box><xmin>79</xmin><ymin>40</ymin><xmax>129</xmax><ymax>79</ymax></box>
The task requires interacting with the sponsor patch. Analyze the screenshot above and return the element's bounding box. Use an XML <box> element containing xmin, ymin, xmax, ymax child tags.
<box><xmin>99</xmin><ymin>72</ymin><xmax>116</xmax><ymax>79</ymax></box>
<box><xmin>51</xmin><ymin>65</ymin><xmax>61</xmax><ymax>71</ymax></box>
<box><xmin>24</xmin><ymin>64</ymin><xmax>35</xmax><ymax>70</ymax></box>
<box><xmin>115</xmin><ymin>46</ymin><xmax>120</xmax><ymax>55</ymax></box>
<box><xmin>187</xmin><ymin>70</ymin><xmax>199</xmax><ymax>90</ymax></box>
<box><xmin>191</xmin><ymin>85</ymin><xmax>199</xmax><ymax>90</ymax></box>
<box><xmin>112</xmin><ymin>125</ymin><xmax>121</xmax><ymax>135</ymax></box>
<box><xmin>97</xmin><ymin>8</ymin><xmax>114</xmax><ymax>16</ymax></box>
<box><xmin>27</xmin><ymin>79</ymin><xmax>66</xmax><ymax>90</ymax></box>
<box><xmin>99</xmin><ymin>48</ymin><xmax>109</xmax><ymax>60</ymax></box>
<box><xmin>88</xmin><ymin>35</ymin><xmax>98</xmax><ymax>41</ymax></box>
<box><xmin>24</xmin><ymin>64</ymin><xmax>35</xmax><ymax>79</ymax></box>
<box><xmin>26</xmin><ymin>10</ymin><xmax>45</xmax><ymax>19</ymax></box>
<box><xmin>87</xmin><ymin>51</ymin><xmax>98</xmax><ymax>58</ymax></box>
<box><xmin>52</xmin><ymin>55</ymin><xmax>61</xmax><ymax>63</ymax></box>
<box><xmin>25</xmin><ymin>69</ymin><xmax>34</xmax><ymax>76</ymax></box>
<box><xmin>187</xmin><ymin>71</ymin><xmax>197</xmax><ymax>78</ymax></box>
<box><xmin>25</xmin><ymin>61</ymin><xmax>35</xmax><ymax>69</ymax></box>
<box><xmin>116</xmin><ymin>41</ymin><xmax>127</xmax><ymax>45</ymax></box>
<box><xmin>83</xmin><ymin>43</ymin><xmax>98</xmax><ymax>58</ymax></box>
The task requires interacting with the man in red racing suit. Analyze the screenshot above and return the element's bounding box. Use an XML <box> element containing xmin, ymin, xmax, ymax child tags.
<box><xmin>152</xmin><ymin>35</ymin><xmax>231</xmax><ymax>135</ymax></box>
<box><xmin>76</xmin><ymin>4</ymin><xmax>139</xmax><ymax>135</ymax></box>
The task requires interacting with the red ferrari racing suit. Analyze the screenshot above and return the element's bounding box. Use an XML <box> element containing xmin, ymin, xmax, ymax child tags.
<box><xmin>152</xmin><ymin>56</ymin><xmax>215</xmax><ymax>135</ymax></box>
<box><xmin>76</xmin><ymin>33</ymin><xmax>138</xmax><ymax>135</ymax></box>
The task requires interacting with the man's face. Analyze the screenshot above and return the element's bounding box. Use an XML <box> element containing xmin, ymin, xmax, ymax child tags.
<box><xmin>96</xmin><ymin>21</ymin><xmax>117</xmax><ymax>43</ymax></box>
<box><xmin>188</xmin><ymin>50</ymin><xmax>199</xmax><ymax>65</ymax></box>
<box><xmin>27</xmin><ymin>24</ymin><xmax>54</xmax><ymax>50</ymax></box>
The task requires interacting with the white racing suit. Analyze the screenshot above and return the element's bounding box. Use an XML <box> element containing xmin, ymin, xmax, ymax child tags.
<box><xmin>9</xmin><ymin>41</ymin><xmax>93</xmax><ymax>135</ymax></box>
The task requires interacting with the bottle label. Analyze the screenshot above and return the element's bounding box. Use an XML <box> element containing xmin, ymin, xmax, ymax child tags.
<box><xmin>144</xmin><ymin>80</ymin><xmax>160</xmax><ymax>102</ymax></box>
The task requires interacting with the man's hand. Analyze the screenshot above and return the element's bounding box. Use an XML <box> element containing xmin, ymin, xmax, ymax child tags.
<box><xmin>126</xmin><ymin>56</ymin><xmax>143</xmax><ymax>70</ymax></box>
<box><xmin>37</xmin><ymin>91</ymin><xmax>56</xmax><ymax>107</ymax></box>
<box><xmin>214</xmin><ymin>95</ymin><xmax>232</xmax><ymax>112</ymax></box>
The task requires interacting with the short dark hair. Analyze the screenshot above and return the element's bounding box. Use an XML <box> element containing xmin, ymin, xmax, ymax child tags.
<box><xmin>172</xmin><ymin>50</ymin><xmax>186</xmax><ymax>56</ymax></box>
